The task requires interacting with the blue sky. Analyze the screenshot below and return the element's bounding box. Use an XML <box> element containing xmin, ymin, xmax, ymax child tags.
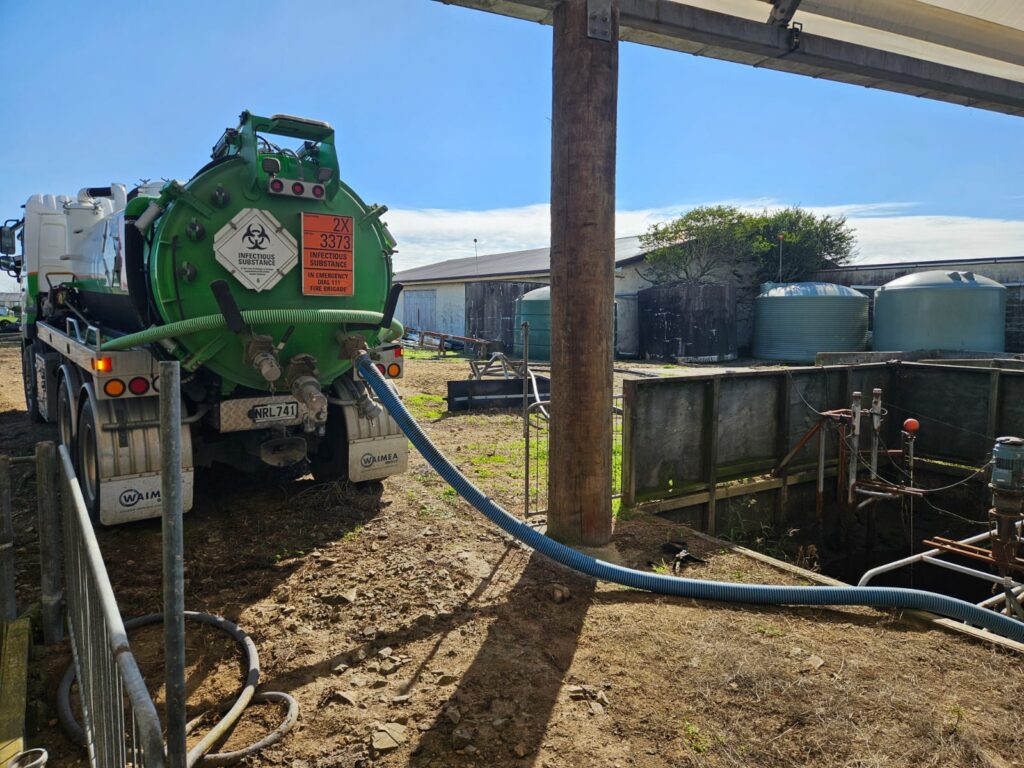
<box><xmin>1</xmin><ymin>0</ymin><xmax>1022</xmax><ymax>289</ymax></box>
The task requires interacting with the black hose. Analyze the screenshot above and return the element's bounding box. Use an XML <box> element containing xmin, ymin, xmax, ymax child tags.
<box><xmin>56</xmin><ymin>611</ymin><xmax>297</xmax><ymax>766</ymax></box>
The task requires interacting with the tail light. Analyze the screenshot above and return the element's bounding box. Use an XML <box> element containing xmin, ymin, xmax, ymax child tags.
<box><xmin>128</xmin><ymin>377</ymin><xmax>150</xmax><ymax>395</ymax></box>
<box><xmin>104</xmin><ymin>379</ymin><xmax>126</xmax><ymax>397</ymax></box>
<box><xmin>312</xmin><ymin>184</ymin><xmax>325</xmax><ymax>199</ymax></box>
<box><xmin>269</xmin><ymin>178</ymin><xmax>285</xmax><ymax>193</ymax></box>
<box><xmin>291</xmin><ymin>182</ymin><xmax>305</xmax><ymax>196</ymax></box>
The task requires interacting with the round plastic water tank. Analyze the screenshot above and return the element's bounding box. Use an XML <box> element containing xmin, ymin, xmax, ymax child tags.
<box><xmin>514</xmin><ymin>286</ymin><xmax>552</xmax><ymax>361</ymax></box>
<box><xmin>872</xmin><ymin>270</ymin><xmax>1005</xmax><ymax>353</ymax></box>
<box><xmin>752</xmin><ymin>282</ymin><xmax>869</xmax><ymax>362</ymax></box>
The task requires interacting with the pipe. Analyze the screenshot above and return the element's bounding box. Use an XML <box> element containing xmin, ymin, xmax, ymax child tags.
<box><xmin>355</xmin><ymin>353</ymin><xmax>1024</xmax><ymax>643</ymax></box>
<box><xmin>100</xmin><ymin>309</ymin><xmax>405</xmax><ymax>352</ymax></box>
<box><xmin>57</xmin><ymin>612</ymin><xmax>297</xmax><ymax>766</ymax></box>
<box><xmin>161</xmin><ymin>362</ymin><xmax>187</xmax><ymax>768</ymax></box>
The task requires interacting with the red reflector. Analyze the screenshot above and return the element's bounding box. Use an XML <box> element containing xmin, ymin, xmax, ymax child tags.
<box><xmin>269</xmin><ymin>178</ymin><xmax>284</xmax><ymax>193</ymax></box>
<box><xmin>376</xmin><ymin>364</ymin><xmax>386</xmax><ymax>375</ymax></box>
<box><xmin>291</xmin><ymin>182</ymin><xmax>305</xmax><ymax>195</ymax></box>
<box><xmin>128</xmin><ymin>377</ymin><xmax>150</xmax><ymax>395</ymax></box>
<box><xmin>312</xmin><ymin>184</ymin><xmax>325</xmax><ymax>199</ymax></box>
<box><xmin>393</xmin><ymin>347</ymin><xmax>403</xmax><ymax>358</ymax></box>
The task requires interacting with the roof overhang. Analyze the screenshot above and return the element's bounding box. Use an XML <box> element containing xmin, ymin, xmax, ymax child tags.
<box><xmin>435</xmin><ymin>0</ymin><xmax>1024</xmax><ymax>116</ymax></box>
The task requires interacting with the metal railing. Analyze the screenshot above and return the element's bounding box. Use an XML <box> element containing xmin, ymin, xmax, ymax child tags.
<box><xmin>523</xmin><ymin>395</ymin><xmax>623</xmax><ymax>517</ymax></box>
<box><xmin>59</xmin><ymin>444</ymin><xmax>166</xmax><ymax>768</ymax></box>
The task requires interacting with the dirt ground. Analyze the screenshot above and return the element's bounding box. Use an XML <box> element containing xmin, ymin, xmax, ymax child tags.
<box><xmin>4</xmin><ymin>344</ymin><xmax>1023</xmax><ymax>767</ymax></box>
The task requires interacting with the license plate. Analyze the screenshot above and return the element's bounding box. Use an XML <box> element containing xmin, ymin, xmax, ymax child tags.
<box><xmin>250</xmin><ymin>401</ymin><xmax>299</xmax><ymax>424</ymax></box>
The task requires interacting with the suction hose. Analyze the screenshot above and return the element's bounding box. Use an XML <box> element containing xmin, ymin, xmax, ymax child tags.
<box><xmin>100</xmin><ymin>309</ymin><xmax>404</xmax><ymax>352</ymax></box>
<box><xmin>355</xmin><ymin>352</ymin><xmax>1024</xmax><ymax>644</ymax></box>
<box><xmin>57</xmin><ymin>611</ymin><xmax>298</xmax><ymax>766</ymax></box>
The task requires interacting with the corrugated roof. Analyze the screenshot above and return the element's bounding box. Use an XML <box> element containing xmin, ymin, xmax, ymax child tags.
<box><xmin>395</xmin><ymin>235</ymin><xmax>647</xmax><ymax>283</ymax></box>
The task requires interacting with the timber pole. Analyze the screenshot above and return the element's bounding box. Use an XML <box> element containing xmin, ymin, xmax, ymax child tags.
<box><xmin>548</xmin><ymin>0</ymin><xmax>618</xmax><ymax>546</ymax></box>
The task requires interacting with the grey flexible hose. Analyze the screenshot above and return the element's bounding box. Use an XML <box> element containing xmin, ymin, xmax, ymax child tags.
<box><xmin>56</xmin><ymin>611</ymin><xmax>297</xmax><ymax>765</ymax></box>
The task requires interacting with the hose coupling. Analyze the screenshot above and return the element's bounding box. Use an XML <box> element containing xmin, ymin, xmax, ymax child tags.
<box><xmin>286</xmin><ymin>355</ymin><xmax>327</xmax><ymax>434</ymax></box>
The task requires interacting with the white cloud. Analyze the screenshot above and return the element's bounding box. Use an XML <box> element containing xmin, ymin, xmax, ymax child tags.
<box><xmin>388</xmin><ymin>199</ymin><xmax>1024</xmax><ymax>271</ymax></box>
<box><xmin>3</xmin><ymin>199</ymin><xmax>1019</xmax><ymax>293</ymax></box>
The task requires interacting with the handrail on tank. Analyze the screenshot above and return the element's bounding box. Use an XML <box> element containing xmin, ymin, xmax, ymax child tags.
<box><xmin>236</xmin><ymin>110</ymin><xmax>340</xmax><ymax>198</ymax></box>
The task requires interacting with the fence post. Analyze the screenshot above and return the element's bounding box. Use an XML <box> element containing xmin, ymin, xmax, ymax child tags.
<box><xmin>36</xmin><ymin>442</ymin><xmax>63</xmax><ymax>644</ymax></box>
<box><xmin>0</xmin><ymin>455</ymin><xmax>15</xmax><ymax>621</ymax></box>
<box><xmin>160</xmin><ymin>361</ymin><xmax>187</xmax><ymax>768</ymax></box>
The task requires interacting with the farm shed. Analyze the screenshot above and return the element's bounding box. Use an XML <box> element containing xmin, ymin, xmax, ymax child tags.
<box><xmin>394</xmin><ymin>235</ymin><xmax>654</xmax><ymax>356</ymax></box>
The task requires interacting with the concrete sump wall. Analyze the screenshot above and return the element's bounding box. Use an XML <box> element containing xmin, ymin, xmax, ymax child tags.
<box><xmin>622</xmin><ymin>361</ymin><xmax>1022</xmax><ymax>580</ymax></box>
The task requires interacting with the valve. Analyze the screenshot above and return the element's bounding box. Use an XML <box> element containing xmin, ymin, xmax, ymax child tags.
<box><xmin>286</xmin><ymin>354</ymin><xmax>327</xmax><ymax>435</ymax></box>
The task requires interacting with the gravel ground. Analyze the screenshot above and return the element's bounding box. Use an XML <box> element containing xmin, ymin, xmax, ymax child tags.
<box><xmin>3</xmin><ymin>346</ymin><xmax>1022</xmax><ymax>767</ymax></box>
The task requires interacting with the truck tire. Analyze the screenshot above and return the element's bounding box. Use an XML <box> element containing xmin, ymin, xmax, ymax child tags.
<box><xmin>310</xmin><ymin>403</ymin><xmax>349</xmax><ymax>483</ymax></box>
<box><xmin>22</xmin><ymin>343</ymin><xmax>44</xmax><ymax>423</ymax></box>
<box><xmin>76</xmin><ymin>398</ymin><xmax>102</xmax><ymax>524</ymax></box>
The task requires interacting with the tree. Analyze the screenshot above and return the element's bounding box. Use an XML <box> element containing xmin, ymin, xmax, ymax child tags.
<box><xmin>640</xmin><ymin>205</ymin><xmax>857</xmax><ymax>288</ymax></box>
<box><xmin>749</xmin><ymin>207</ymin><xmax>857</xmax><ymax>285</ymax></box>
<box><xmin>638</xmin><ymin>205</ymin><xmax>752</xmax><ymax>286</ymax></box>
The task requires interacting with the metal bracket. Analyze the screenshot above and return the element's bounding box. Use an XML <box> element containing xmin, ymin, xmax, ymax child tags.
<box><xmin>587</xmin><ymin>0</ymin><xmax>612</xmax><ymax>41</ymax></box>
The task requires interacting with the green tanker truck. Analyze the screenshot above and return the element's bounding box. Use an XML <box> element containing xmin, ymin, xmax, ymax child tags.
<box><xmin>0</xmin><ymin>111</ymin><xmax>408</xmax><ymax>524</ymax></box>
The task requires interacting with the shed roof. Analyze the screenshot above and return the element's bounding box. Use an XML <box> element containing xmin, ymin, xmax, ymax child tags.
<box><xmin>395</xmin><ymin>235</ymin><xmax>647</xmax><ymax>284</ymax></box>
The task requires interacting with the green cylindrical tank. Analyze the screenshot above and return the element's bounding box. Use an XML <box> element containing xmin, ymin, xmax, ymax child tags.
<box><xmin>872</xmin><ymin>270</ymin><xmax>1006</xmax><ymax>353</ymax></box>
<box><xmin>75</xmin><ymin>112</ymin><xmax>395</xmax><ymax>392</ymax></box>
<box><xmin>752</xmin><ymin>282</ymin><xmax>868</xmax><ymax>362</ymax></box>
<box><xmin>515</xmin><ymin>286</ymin><xmax>552</xmax><ymax>361</ymax></box>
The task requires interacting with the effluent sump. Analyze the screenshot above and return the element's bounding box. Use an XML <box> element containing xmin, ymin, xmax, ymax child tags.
<box><xmin>354</xmin><ymin>352</ymin><xmax>1024</xmax><ymax>644</ymax></box>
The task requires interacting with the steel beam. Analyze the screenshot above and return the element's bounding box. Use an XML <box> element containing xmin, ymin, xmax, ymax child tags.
<box><xmin>436</xmin><ymin>0</ymin><xmax>1024</xmax><ymax>115</ymax></box>
<box><xmin>766</xmin><ymin>0</ymin><xmax>802</xmax><ymax>27</ymax></box>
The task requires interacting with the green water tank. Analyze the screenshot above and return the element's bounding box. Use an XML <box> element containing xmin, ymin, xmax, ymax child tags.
<box><xmin>515</xmin><ymin>286</ymin><xmax>552</xmax><ymax>361</ymax></box>
<box><xmin>872</xmin><ymin>271</ymin><xmax>1006</xmax><ymax>352</ymax></box>
<box><xmin>752</xmin><ymin>282</ymin><xmax>869</xmax><ymax>362</ymax></box>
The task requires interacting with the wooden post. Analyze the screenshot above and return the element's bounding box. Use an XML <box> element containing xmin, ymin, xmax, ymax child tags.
<box><xmin>547</xmin><ymin>0</ymin><xmax>618</xmax><ymax>546</ymax></box>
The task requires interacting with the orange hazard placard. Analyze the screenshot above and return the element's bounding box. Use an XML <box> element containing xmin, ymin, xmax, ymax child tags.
<box><xmin>301</xmin><ymin>212</ymin><xmax>355</xmax><ymax>296</ymax></box>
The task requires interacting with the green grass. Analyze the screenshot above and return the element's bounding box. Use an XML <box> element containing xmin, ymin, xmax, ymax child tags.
<box><xmin>682</xmin><ymin>722</ymin><xmax>711</xmax><ymax>754</ymax></box>
<box><xmin>406</xmin><ymin>393</ymin><xmax>446</xmax><ymax>420</ymax></box>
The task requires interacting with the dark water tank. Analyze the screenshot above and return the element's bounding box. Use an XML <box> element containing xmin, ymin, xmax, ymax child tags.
<box><xmin>753</xmin><ymin>282</ymin><xmax>869</xmax><ymax>362</ymax></box>
<box><xmin>872</xmin><ymin>270</ymin><xmax>1006</xmax><ymax>353</ymax></box>
<box><xmin>638</xmin><ymin>283</ymin><xmax>737</xmax><ymax>363</ymax></box>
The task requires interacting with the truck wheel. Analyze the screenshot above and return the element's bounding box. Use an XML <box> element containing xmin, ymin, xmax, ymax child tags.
<box><xmin>76</xmin><ymin>399</ymin><xmax>102</xmax><ymax>524</ymax></box>
<box><xmin>310</xmin><ymin>403</ymin><xmax>349</xmax><ymax>483</ymax></box>
<box><xmin>22</xmin><ymin>344</ymin><xmax>44</xmax><ymax>423</ymax></box>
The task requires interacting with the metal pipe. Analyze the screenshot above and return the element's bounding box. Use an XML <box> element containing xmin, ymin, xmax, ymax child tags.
<box><xmin>522</xmin><ymin>321</ymin><xmax>530</xmax><ymax>518</ymax></box>
<box><xmin>848</xmin><ymin>391</ymin><xmax>862</xmax><ymax>504</ymax></box>
<box><xmin>160</xmin><ymin>361</ymin><xmax>187</xmax><ymax>768</ymax></box>
<box><xmin>100</xmin><ymin>405</ymin><xmax>210</xmax><ymax>431</ymax></box>
<box><xmin>0</xmin><ymin>455</ymin><xmax>15</xmax><ymax>621</ymax></box>
<box><xmin>36</xmin><ymin>442</ymin><xmax>63</xmax><ymax>644</ymax></box>
<box><xmin>870</xmin><ymin>388</ymin><xmax>882</xmax><ymax>475</ymax></box>
<box><xmin>919</xmin><ymin>555</ymin><xmax>1024</xmax><ymax>587</ymax></box>
<box><xmin>856</xmin><ymin>488</ymin><xmax>899</xmax><ymax>500</ymax></box>
<box><xmin>858</xmin><ymin>519</ymin><xmax>1024</xmax><ymax>586</ymax></box>
<box><xmin>979</xmin><ymin>584</ymin><xmax>1024</xmax><ymax>609</ymax></box>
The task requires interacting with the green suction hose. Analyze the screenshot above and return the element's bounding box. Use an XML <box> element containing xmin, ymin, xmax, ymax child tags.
<box><xmin>100</xmin><ymin>309</ymin><xmax>405</xmax><ymax>351</ymax></box>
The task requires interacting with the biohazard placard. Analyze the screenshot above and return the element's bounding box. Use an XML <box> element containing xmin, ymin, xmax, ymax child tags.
<box><xmin>301</xmin><ymin>213</ymin><xmax>355</xmax><ymax>296</ymax></box>
<box><xmin>214</xmin><ymin>208</ymin><xmax>297</xmax><ymax>292</ymax></box>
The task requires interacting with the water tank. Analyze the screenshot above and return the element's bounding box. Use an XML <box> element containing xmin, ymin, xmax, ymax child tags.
<box><xmin>638</xmin><ymin>283</ymin><xmax>737</xmax><ymax>362</ymax></box>
<box><xmin>513</xmin><ymin>286</ymin><xmax>617</xmax><ymax>361</ymax></box>
<box><xmin>752</xmin><ymin>282</ymin><xmax>869</xmax><ymax>362</ymax></box>
<box><xmin>872</xmin><ymin>270</ymin><xmax>1005</xmax><ymax>352</ymax></box>
<box><xmin>514</xmin><ymin>286</ymin><xmax>552</xmax><ymax>361</ymax></box>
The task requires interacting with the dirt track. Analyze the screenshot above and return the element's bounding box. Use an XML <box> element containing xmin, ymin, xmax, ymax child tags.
<box><xmin>4</xmin><ymin>345</ymin><xmax>1023</xmax><ymax>767</ymax></box>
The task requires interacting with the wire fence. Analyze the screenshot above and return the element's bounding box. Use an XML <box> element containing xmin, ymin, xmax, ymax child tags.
<box><xmin>58</xmin><ymin>444</ymin><xmax>166</xmax><ymax>768</ymax></box>
<box><xmin>524</xmin><ymin>395</ymin><xmax>623</xmax><ymax>517</ymax></box>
